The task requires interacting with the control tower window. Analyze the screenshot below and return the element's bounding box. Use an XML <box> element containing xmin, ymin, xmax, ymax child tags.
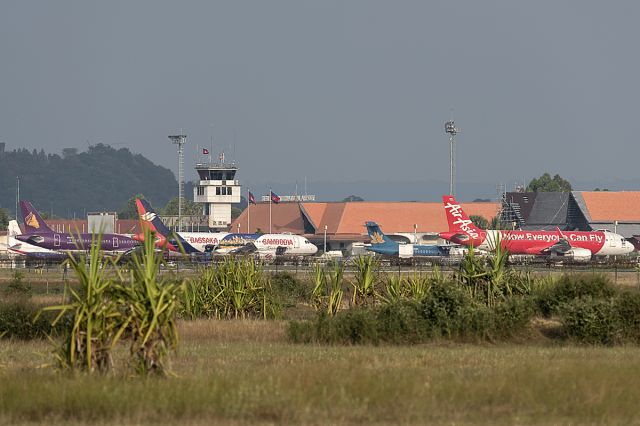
<box><xmin>228</xmin><ymin>187</ymin><xmax>232</xmax><ymax>195</ymax></box>
<box><xmin>216</xmin><ymin>187</ymin><xmax>221</xmax><ymax>195</ymax></box>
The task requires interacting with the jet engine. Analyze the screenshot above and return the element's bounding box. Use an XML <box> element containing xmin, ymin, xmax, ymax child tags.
<box><xmin>563</xmin><ymin>247</ymin><xmax>592</xmax><ymax>262</ymax></box>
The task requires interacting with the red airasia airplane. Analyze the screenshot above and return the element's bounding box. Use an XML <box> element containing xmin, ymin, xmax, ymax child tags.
<box><xmin>439</xmin><ymin>195</ymin><xmax>634</xmax><ymax>262</ymax></box>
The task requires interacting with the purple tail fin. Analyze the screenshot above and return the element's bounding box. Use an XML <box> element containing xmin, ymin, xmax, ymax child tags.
<box><xmin>20</xmin><ymin>201</ymin><xmax>54</xmax><ymax>234</ymax></box>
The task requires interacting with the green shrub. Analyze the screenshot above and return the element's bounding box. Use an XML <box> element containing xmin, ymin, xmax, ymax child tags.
<box><xmin>0</xmin><ymin>301</ymin><xmax>68</xmax><ymax>339</ymax></box>
<box><xmin>535</xmin><ymin>274</ymin><xmax>616</xmax><ymax>317</ymax></box>
<box><xmin>331</xmin><ymin>308</ymin><xmax>380</xmax><ymax>344</ymax></box>
<box><xmin>3</xmin><ymin>271</ymin><xmax>32</xmax><ymax>298</ymax></box>
<box><xmin>614</xmin><ymin>291</ymin><xmax>640</xmax><ymax>342</ymax></box>
<box><xmin>288</xmin><ymin>291</ymin><xmax>535</xmax><ymax>345</ymax></box>
<box><xmin>561</xmin><ymin>297</ymin><xmax>618</xmax><ymax>345</ymax></box>
<box><xmin>270</xmin><ymin>272</ymin><xmax>310</xmax><ymax>306</ymax></box>
<box><xmin>375</xmin><ymin>302</ymin><xmax>428</xmax><ymax>344</ymax></box>
<box><xmin>421</xmin><ymin>281</ymin><xmax>474</xmax><ymax>337</ymax></box>
<box><xmin>493</xmin><ymin>297</ymin><xmax>536</xmax><ymax>338</ymax></box>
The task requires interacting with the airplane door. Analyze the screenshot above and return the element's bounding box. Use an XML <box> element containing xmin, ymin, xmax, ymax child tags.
<box><xmin>609</xmin><ymin>236</ymin><xmax>615</xmax><ymax>247</ymax></box>
<box><xmin>294</xmin><ymin>238</ymin><xmax>300</xmax><ymax>249</ymax></box>
<box><xmin>54</xmin><ymin>234</ymin><xmax>61</xmax><ymax>247</ymax></box>
<box><xmin>113</xmin><ymin>237</ymin><xmax>119</xmax><ymax>248</ymax></box>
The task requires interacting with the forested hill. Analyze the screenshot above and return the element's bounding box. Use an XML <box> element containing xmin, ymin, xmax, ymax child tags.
<box><xmin>0</xmin><ymin>144</ymin><xmax>177</xmax><ymax>218</ymax></box>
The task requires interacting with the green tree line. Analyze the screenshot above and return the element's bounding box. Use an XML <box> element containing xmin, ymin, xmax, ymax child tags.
<box><xmin>0</xmin><ymin>144</ymin><xmax>180</xmax><ymax>218</ymax></box>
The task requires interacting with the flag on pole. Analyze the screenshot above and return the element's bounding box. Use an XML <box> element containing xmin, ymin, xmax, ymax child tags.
<box><xmin>248</xmin><ymin>191</ymin><xmax>256</xmax><ymax>205</ymax></box>
<box><xmin>202</xmin><ymin>148</ymin><xmax>209</xmax><ymax>155</ymax></box>
<box><xmin>270</xmin><ymin>191</ymin><xmax>281</xmax><ymax>204</ymax></box>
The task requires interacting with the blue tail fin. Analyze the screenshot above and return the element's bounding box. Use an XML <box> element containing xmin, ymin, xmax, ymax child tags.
<box><xmin>20</xmin><ymin>201</ymin><xmax>54</xmax><ymax>234</ymax></box>
<box><xmin>365</xmin><ymin>222</ymin><xmax>395</xmax><ymax>245</ymax></box>
<box><xmin>135</xmin><ymin>198</ymin><xmax>199</xmax><ymax>254</ymax></box>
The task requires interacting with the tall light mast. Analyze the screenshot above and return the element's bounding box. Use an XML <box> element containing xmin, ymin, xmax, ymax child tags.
<box><xmin>169</xmin><ymin>134</ymin><xmax>187</xmax><ymax>232</ymax></box>
<box><xmin>444</xmin><ymin>120</ymin><xmax>459</xmax><ymax>196</ymax></box>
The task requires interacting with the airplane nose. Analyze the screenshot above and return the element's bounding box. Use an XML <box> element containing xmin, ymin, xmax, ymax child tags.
<box><xmin>624</xmin><ymin>239</ymin><xmax>635</xmax><ymax>254</ymax></box>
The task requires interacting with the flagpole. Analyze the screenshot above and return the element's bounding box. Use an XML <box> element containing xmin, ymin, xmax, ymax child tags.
<box><xmin>269</xmin><ymin>189</ymin><xmax>272</xmax><ymax>234</ymax></box>
<box><xmin>247</xmin><ymin>188</ymin><xmax>250</xmax><ymax>233</ymax></box>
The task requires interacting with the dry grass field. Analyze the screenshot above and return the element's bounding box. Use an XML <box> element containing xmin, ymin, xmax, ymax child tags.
<box><xmin>2</xmin><ymin>320</ymin><xmax>640</xmax><ymax>425</ymax></box>
<box><xmin>2</xmin><ymin>266</ymin><xmax>640</xmax><ymax>424</ymax></box>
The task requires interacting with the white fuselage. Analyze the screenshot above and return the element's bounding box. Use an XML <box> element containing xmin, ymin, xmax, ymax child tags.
<box><xmin>177</xmin><ymin>232</ymin><xmax>229</xmax><ymax>253</ymax></box>
<box><xmin>474</xmin><ymin>229</ymin><xmax>633</xmax><ymax>257</ymax></box>
<box><xmin>253</xmin><ymin>234</ymin><xmax>318</xmax><ymax>256</ymax></box>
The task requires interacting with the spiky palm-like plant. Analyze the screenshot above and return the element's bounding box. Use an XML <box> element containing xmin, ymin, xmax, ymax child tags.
<box><xmin>351</xmin><ymin>255</ymin><xmax>379</xmax><ymax>306</ymax></box>
<box><xmin>379</xmin><ymin>274</ymin><xmax>402</xmax><ymax>305</ymax></box>
<box><xmin>326</xmin><ymin>261</ymin><xmax>344</xmax><ymax>316</ymax></box>
<box><xmin>37</xmin><ymin>234</ymin><xmax>125</xmax><ymax>373</ymax></box>
<box><xmin>114</xmin><ymin>229</ymin><xmax>182</xmax><ymax>375</ymax></box>
<box><xmin>311</xmin><ymin>262</ymin><xmax>326</xmax><ymax>312</ymax></box>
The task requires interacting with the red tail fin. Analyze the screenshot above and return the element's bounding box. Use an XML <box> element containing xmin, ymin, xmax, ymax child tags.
<box><xmin>442</xmin><ymin>195</ymin><xmax>481</xmax><ymax>239</ymax></box>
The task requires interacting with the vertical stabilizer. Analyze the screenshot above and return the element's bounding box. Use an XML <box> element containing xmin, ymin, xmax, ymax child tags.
<box><xmin>135</xmin><ymin>199</ymin><xmax>198</xmax><ymax>254</ymax></box>
<box><xmin>19</xmin><ymin>201</ymin><xmax>54</xmax><ymax>234</ymax></box>
<box><xmin>441</xmin><ymin>195</ymin><xmax>481</xmax><ymax>239</ymax></box>
<box><xmin>365</xmin><ymin>222</ymin><xmax>396</xmax><ymax>246</ymax></box>
<box><xmin>7</xmin><ymin>220</ymin><xmax>21</xmax><ymax>246</ymax></box>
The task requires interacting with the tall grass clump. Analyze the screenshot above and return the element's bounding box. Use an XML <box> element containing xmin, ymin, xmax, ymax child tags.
<box><xmin>182</xmin><ymin>257</ymin><xmax>280</xmax><ymax>320</ymax></box>
<box><xmin>113</xmin><ymin>230</ymin><xmax>183</xmax><ymax>375</ymax></box>
<box><xmin>39</xmin><ymin>229</ymin><xmax>183</xmax><ymax>375</ymax></box>
<box><xmin>309</xmin><ymin>261</ymin><xmax>345</xmax><ymax>316</ymax></box>
<box><xmin>38</xmin><ymin>234</ymin><xmax>124</xmax><ymax>373</ymax></box>
<box><xmin>351</xmin><ymin>255</ymin><xmax>379</xmax><ymax>306</ymax></box>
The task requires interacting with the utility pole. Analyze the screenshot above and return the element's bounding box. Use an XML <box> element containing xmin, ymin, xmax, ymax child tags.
<box><xmin>169</xmin><ymin>135</ymin><xmax>187</xmax><ymax>232</ymax></box>
<box><xmin>15</xmin><ymin>176</ymin><xmax>19</xmax><ymax>220</ymax></box>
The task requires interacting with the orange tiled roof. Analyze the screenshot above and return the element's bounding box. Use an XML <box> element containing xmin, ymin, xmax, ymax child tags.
<box><xmin>232</xmin><ymin>202</ymin><xmax>306</xmax><ymax>234</ymax></box>
<box><xmin>232</xmin><ymin>201</ymin><xmax>500</xmax><ymax>235</ymax></box>
<box><xmin>580</xmin><ymin>191</ymin><xmax>640</xmax><ymax>221</ymax></box>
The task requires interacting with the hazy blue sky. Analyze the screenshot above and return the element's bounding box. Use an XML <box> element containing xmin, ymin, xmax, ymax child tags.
<box><xmin>2</xmin><ymin>1</ymin><xmax>639</xmax><ymax>200</ymax></box>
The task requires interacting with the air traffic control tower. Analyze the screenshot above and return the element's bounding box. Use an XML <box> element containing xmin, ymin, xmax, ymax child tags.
<box><xmin>193</xmin><ymin>158</ymin><xmax>241</xmax><ymax>230</ymax></box>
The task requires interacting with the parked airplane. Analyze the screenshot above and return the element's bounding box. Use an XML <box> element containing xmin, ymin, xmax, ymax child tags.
<box><xmin>439</xmin><ymin>195</ymin><xmax>634</xmax><ymax>261</ymax></box>
<box><xmin>365</xmin><ymin>222</ymin><xmax>449</xmax><ymax>258</ymax></box>
<box><xmin>230</xmin><ymin>233</ymin><xmax>319</xmax><ymax>258</ymax></box>
<box><xmin>135</xmin><ymin>198</ymin><xmax>318</xmax><ymax>258</ymax></box>
<box><xmin>6</xmin><ymin>220</ymin><xmax>68</xmax><ymax>260</ymax></box>
<box><xmin>15</xmin><ymin>201</ymin><xmax>140</xmax><ymax>254</ymax></box>
<box><xmin>134</xmin><ymin>198</ymin><xmax>229</xmax><ymax>254</ymax></box>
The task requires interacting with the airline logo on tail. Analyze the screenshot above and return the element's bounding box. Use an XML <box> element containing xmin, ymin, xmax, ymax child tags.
<box><xmin>370</xmin><ymin>231</ymin><xmax>385</xmax><ymax>245</ymax></box>
<box><xmin>20</xmin><ymin>201</ymin><xmax>54</xmax><ymax>234</ymax></box>
<box><xmin>141</xmin><ymin>211</ymin><xmax>157</xmax><ymax>223</ymax></box>
<box><xmin>365</xmin><ymin>222</ymin><xmax>394</xmax><ymax>245</ymax></box>
<box><xmin>25</xmin><ymin>212</ymin><xmax>40</xmax><ymax>229</ymax></box>
<box><xmin>443</xmin><ymin>196</ymin><xmax>480</xmax><ymax>239</ymax></box>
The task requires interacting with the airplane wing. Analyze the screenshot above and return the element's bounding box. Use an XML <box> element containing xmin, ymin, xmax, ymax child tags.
<box><xmin>228</xmin><ymin>242</ymin><xmax>258</xmax><ymax>255</ymax></box>
<box><xmin>540</xmin><ymin>238</ymin><xmax>572</xmax><ymax>255</ymax></box>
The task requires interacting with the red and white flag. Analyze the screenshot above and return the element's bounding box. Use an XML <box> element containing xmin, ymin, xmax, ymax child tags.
<box><xmin>202</xmin><ymin>148</ymin><xmax>209</xmax><ymax>155</ymax></box>
<box><xmin>248</xmin><ymin>191</ymin><xmax>256</xmax><ymax>205</ymax></box>
<box><xmin>270</xmin><ymin>191</ymin><xmax>281</xmax><ymax>204</ymax></box>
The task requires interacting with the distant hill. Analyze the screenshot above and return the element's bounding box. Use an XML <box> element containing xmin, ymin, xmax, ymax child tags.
<box><xmin>0</xmin><ymin>144</ymin><xmax>178</xmax><ymax>218</ymax></box>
